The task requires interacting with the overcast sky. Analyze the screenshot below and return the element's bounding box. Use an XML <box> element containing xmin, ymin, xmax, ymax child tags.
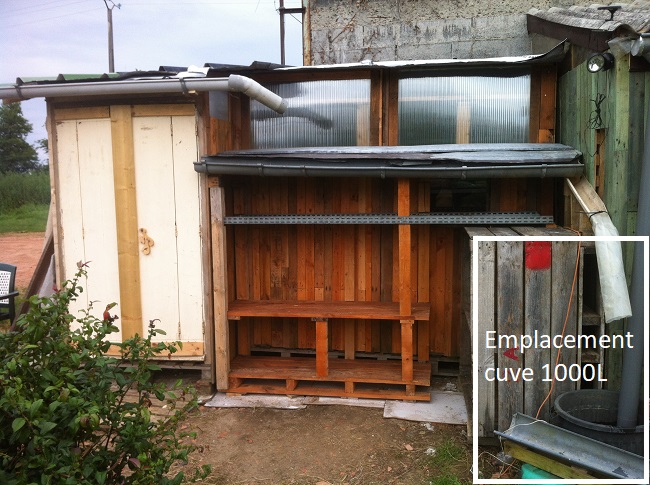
<box><xmin>0</xmin><ymin>0</ymin><xmax>303</xmax><ymax>159</ymax></box>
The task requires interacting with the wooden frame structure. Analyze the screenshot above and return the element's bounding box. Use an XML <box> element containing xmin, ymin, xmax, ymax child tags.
<box><xmin>199</xmin><ymin>59</ymin><xmax>568</xmax><ymax>400</ymax></box>
<box><xmin>38</xmin><ymin>50</ymin><xmax>575</xmax><ymax>399</ymax></box>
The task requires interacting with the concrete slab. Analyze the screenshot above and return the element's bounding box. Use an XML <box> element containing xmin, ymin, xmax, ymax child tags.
<box><xmin>204</xmin><ymin>390</ymin><xmax>467</xmax><ymax>427</ymax></box>
<box><xmin>307</xmin><ymin>396</ymin><xmax>386</xmax><ymax>408</ymax></box>
<box><xmin>204</xmin><ymin>393</ymin><xmax>306</xmax><ymax>410</ymax></box>
<box><xmin>383</xmin><ymin>391</ymin><xmax>467</xmax><ymax>425</ymax></box>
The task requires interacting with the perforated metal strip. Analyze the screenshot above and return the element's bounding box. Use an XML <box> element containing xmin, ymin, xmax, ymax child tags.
<box><xmin>224</xmin><ymin>212</ymin><xmax>553</xmax><ymax>225</ymax></box>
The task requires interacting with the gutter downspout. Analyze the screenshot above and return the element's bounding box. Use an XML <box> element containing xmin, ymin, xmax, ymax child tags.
<box><xmin>616</xmin><ymin>99</ymin><xmax>650</xmax><ymax>429</ymax></box>
<box><xmin>565</xmin><ymin>177</ymin><xmax>632</xmax><ymax>323</ymax></box>
<box><xmin>0</xmin><ymin>74</ymin><xmax>288</xmax><ymax>114</ymax></box>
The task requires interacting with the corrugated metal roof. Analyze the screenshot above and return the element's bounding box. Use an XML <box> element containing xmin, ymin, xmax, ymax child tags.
<box><xmin>3</xmin><ymin>41</ymin><xmax>568</xmax><ymax>101</ymax></box>
<box><xmin>195</xmin><ymin>143</ymin><xmax>583</xmax><ymax>179</ymax></box>
<box><xmin>204</xmin><ymin>42</ymin><xmax>568</xmax><ymax>78</ymax></box>
<box><xmin>528</xmin><ymin>1</ymin><xmax>650</xmax><ymax>51</ymax></box>
<box><xmin>13</xmin><ymin>70</ymin><xmax>179</xmax><ymax>86</ymax></box>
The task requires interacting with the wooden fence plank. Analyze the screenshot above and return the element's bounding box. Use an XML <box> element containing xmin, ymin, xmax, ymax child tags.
<box><xmin>474</xmin><ymin>233</ymin><xmax>497</xmax><ymax>438</ymax></box>
<box><xmin>519</xmin><ymin>227</ymin><xmax>552</xmax><ymax>420</ymax></box>
<box><xmin>210</xmin><ymin>183</ymin><xmax>230</xmax><ymax>391</ymax></box>
<box><xmin>494</xmin><ymin>227</ymin><xmax>524</xmax><ymax>432</ymax></box>
<box><xmin>551</xmin><ymin>240</ymin><xmax>579</xmax><ymax>401</ymax></box>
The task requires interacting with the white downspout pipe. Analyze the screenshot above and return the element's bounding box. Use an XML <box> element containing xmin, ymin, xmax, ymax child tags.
<box><xmin>0</xmin><ymin>74</ymin><xmax>288</xmax><ymax>114</ymax></box>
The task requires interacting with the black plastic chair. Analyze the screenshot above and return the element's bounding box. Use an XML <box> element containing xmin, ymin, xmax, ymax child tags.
<box><xmin>0</xmin><ymin>263</ymin><xmax>19</xmax><ymax>324</ymax></box>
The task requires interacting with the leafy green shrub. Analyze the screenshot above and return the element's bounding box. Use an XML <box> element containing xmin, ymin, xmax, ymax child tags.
<box><xmin>0</xmin><ymin>265</ymin><xmax>211</xmax><ymax>484</ymax></box>
<box><xmin>0</xmin><ymin>170</ymin><xmax>50</xmax><ymax>213</ymax></box>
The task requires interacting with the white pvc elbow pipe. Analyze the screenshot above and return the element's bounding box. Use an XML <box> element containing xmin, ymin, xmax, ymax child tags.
<box><xmin>228</xmin><ymin>74</ymin><xmax>288</xmax><ymax>114</ymax></box>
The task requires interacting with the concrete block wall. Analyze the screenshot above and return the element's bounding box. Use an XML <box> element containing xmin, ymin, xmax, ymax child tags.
<box><xmin>306</xmin><ymin>0</ymin><xmax>604</xmax><ymax>64</ymax></box>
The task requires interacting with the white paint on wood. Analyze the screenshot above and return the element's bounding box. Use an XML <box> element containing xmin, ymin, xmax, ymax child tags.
<box><xmin>55</xmin><ymin>118</ymin><xmax>122</xmax><ymax>340</ymax></box>
<box><xmin>132</xmin><ymin>115</ymin><xmax>203</xmax><ymax>343</ymax></box>
<box><xmin>172</xmin><ymin>115</ymin><xmax>204</xmax><ymax>341</ymax></box>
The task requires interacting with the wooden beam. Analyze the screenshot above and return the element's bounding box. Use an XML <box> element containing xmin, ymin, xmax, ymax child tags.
<box><xmin>401</xmin><ymin>319</ymin><xmax>414</xmax><ymax>382</ymax></box>
<box><xmin>456</xmin><ymin>102</ymin><xmax>471</xmax><ymax>144</ymax></box>
<box><xmin>398</xmin><ymin>179</ymin><xmax>413</xmax><ymax>382</ymax></box>
<box><xmin>565</xmin><ymin>176</ymin><xmax>608</xmax><ymax>214</ymax></box>
<box><xmin>54</xmin><ymin>106</ymin><xmax>110</xmax><ymax>121</ymax></box>
<box><xmin>110</xmin><ymin>105</ymin><xmax>142</xmax><ymax>340</ymax></box>
<box><xmin>504</xmin><ymin>442</ymin><xmax>595</xmax><ymax>479</ymax></box>
<box><xmin>315</xmin><ymin>318</ymin><xmax>329</xmax><ymax>377</ymax></box>
<box><xmin>131</xmin><ymin>104</ymin><xmax>194</xmax><ymax>117</ymax></box>
<box><xmin>48</xmin><ymin>105</ymin><xmax>64</xmax><ymax>288</ymax></box>
<box><xmin>539</xmin><ymin>66</ymin><xmax>557</xmax><ymax>142</ymax></box>
<box><xmin>398</xmin><ymin>179</ymin><xmax>411</xmax><ymax>316</ymax></box>
<box><xmin>210</xmin><ymin>180</ymin><xmax>230</xmax><ymax>391</ymax></box>
<box><xmin>196</xmin><ymin>95</ymin><xmax>215</xmax><ymax>381</ymax></box>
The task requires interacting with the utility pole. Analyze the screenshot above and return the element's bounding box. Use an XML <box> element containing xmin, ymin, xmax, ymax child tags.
<box><xmin>103</xmin><ymin>0</ymin><xmax>121</xmax><ymax>72</ymax></box>
<box><xmin>278</xmin><ymin>0</ymin><xmax>305</xmax><ymax>65</ymax></box>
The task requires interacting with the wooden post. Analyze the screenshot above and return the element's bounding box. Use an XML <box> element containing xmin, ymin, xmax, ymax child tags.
<box><xmin>398</xmin><ymin>179</ymin><xmax>413</xmax><ymax>383</ymax></box>
<box><xmin>456</xmin><ymin>102</ymin><xmax>471</xmax><ymax>144</ymax></box>
<box><xmin>417</xmin><ymin>182</ymin><xmax>430</xmax><ymax>363</ymax></box>
<box><xmin>398</xmin><ymin>179</ymin><xmax>411</xmax><ymax>315</ymax></box>
<box><xmin>48</xmin><ymin>104</ymin><xmax>64</xmax><ymax>289</ymax></box>
<box><xmin>110</xmin><ymin>105</ymin><xmax>142</xmax><ymax>340</ymax></box>
<box><xmin>315</xmin><ymin>318</ymin><xmax>329</xmax><ymax>377</ymax></box>
<box><xmin>345</xmin><ymin>321</ymin><xmax>355</xmax><ymax>360</ymax></box>
<box><xmin>210</xmin><ymin>179</ymin><xmax>230</xmax><ymax>391</ymax></box>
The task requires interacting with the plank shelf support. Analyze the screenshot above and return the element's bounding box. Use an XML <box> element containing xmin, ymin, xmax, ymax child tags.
<box><xmin>227</xmin><ymin>299</ymin><xmax>431</xmax><ymax>394</ymax></box>
<box><xmin>227</xmin><ymin>356</ymin><xmax>432</xmax><ymax>401</ymax></box>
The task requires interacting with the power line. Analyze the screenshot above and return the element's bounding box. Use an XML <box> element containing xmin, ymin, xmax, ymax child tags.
<box><xmin>5</xmin><ymin>7</ymin><xmax>102</xmax><ymax>28</ymax></box>
<box><xmin>2</xmin><ymin>0</ymin><xmax>91</xmax><ymax>17</ymax></box>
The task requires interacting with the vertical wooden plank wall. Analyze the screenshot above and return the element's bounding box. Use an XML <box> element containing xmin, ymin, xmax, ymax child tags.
<box><xmin>557</xmin><ymin>54</ymin><xmax>650</xmax><ymax>387</ymax></box>
<box><xmin>464</xmin><ymin>228</ymin><xmax>496</xmax><ymax>438</ymax></box>
<box><xmin>471</xmin><ymin>228</ymin><xmax>581</xmax><ymax>435</ymax></box>
<box><xmin>225</xmin><ymin>175</ymin><xmax>546</xmax><ymax>360</ymax></box>
<box><xmin>227</xmin><ymin>177</ymin><xmax>460</xmax><ymax>358</ymax></box>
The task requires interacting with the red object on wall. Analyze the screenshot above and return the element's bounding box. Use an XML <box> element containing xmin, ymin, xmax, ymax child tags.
<box><xmin>525</xmin><ymin>241</ymin><xmax>552</xmax><ymax>270</ymax></box>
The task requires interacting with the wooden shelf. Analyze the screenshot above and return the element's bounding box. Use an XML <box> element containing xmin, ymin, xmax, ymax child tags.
<box><xmin>228</xmin><ymin>355</ymin><xmax>432</xmax><ymax>401</ymax></box>
<box><xmin>227</xmin><ymin>299</ymin><xmax>430</xmax><ymax>321</ymax></box>
<box><xmin>230</xmin><ymin>355</ymin><xmax>431</xmax><ymax>385</ymax></box>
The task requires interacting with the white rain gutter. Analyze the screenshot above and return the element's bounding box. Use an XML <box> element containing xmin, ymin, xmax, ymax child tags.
<box><xmin>0</xmin><ymin>74</ymin><xmax>288</xmax><ymax>114</ymax></box>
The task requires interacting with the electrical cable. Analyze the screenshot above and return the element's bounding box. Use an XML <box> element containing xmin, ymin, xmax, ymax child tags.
<box><xmin>535</xmin><ymin>229</ymin><xmax>582</xmax><ymax>420</ymax></box>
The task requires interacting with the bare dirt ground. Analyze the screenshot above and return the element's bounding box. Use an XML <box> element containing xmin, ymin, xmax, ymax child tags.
<box><xmin>1</xmin><ymin>232</ymin><xmax>479</xmax><ymax>484</ymax></box>
<box><xmin>179</xmin><ymin>395</ymin><xmax>473</xmax><ymax>485</ymax></box>
<box><xmin>0</xmin><ymin>232</ymin><xmax>45</xmax><ymax>289</ymax></box>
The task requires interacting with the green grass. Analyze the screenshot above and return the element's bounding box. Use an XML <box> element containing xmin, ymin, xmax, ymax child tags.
<box><xmin>0</xmin><ymin>203</ymin><xmax>49</xmax><ymax>233</ymax></box>
<box><xmin>428</xmin><ymin>439</ymin><xmax>472</xmax><ymax>485</ymax></box>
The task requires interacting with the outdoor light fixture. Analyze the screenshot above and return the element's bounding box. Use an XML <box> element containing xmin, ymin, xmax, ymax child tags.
<box><xmin>587</xmin><ymin>52</ymin><xmax>615</xmax><ymax>73</ymax></box>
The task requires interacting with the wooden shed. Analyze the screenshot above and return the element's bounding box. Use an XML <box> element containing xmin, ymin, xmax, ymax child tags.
<box><xmin>2</xmin><ymin>43</ymin><xmax>589</xmax><ymax>400</ymax></box>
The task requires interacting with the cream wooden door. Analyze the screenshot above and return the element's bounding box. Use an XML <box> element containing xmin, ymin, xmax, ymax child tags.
<box><xmin>55</xmin><ymin>118</ymin><xmax>123</xmax><ymax>341</ymax></box>
<box><xmin>132</xmin><ymin>114</ymin><xmax>204</xmax><ymax>345</ymax></box>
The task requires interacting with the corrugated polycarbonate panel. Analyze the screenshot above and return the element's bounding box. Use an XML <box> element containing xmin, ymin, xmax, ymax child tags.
<box><xmin>251</xmin><ymin>79</ymin><xmax>371</xmax><ymax>148</ymax></box>
<box><xmin>398</xmin><ymin>75</ymin><xmax>530</xmax><ymax>145</ymax></box>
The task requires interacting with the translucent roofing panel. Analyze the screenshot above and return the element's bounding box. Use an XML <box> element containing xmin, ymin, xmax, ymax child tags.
<box><xmin>398</xmin><ymin>74</ymin><xmax>530</xmax><ymax>145</ymax></box>
<box><xmin>250</xmin><ymin>79</ymin><xmax>371</xmax><ymax>149</ymax></box>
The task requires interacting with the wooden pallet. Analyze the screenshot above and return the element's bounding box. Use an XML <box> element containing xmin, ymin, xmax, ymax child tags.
<box><xmin>227</xmin><ymin>355</ymin><xmax>432</xmax><ymax>401</ymax></box>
